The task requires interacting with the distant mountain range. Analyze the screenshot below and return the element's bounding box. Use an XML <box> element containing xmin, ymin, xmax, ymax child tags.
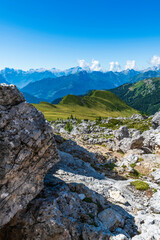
<box><xmin>129</xmin><ymin>70</ymin><xmax>160</xmax><ymax>83</ymax></box>
<box><xmin>0</xmin><ymin>74</ymin><xmax>9</xmax><ymax>84</ymax></box>
<box><xmin>1</xmin><ymin>66</ymin><xmax>160</xmax><ymax>89</ymax></box>
<box><xmin>111</xmin><ymin>77</ymin><xmax>160</xmax><ymax>115</ymax></box>
<box><xmin>0</xmin><ymin>67</ymin><xmax>83</xmax><ymax>88</ymax></box>
<box><xmin>1</xmin><ymin>66</ymin><xmax>160</xmax><ymax>108</ymax></box>
<box><xmin>21</xmin><ymin>69</ymin><xmax>140</xmax><ymax>102</ymax></box>
<box><xmin>22</xmin><ymin>92</ymin><xmax>44</xmax><ymax>104</ymax></box>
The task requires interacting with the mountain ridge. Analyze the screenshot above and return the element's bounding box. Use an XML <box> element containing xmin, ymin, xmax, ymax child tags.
<box><xmin>22</xmin><ymin>70</ymin><xmax>140</xmax><ymax>102</ymax></box>
<box><xmin>0</xmin><ymin>67</ymin><xmax>83</xmax><ymax>88</ymax></box>
<box><xmin>33</xmin><ymin>90</ymin><xmax>138</xmax><ymax>121</ymax></box>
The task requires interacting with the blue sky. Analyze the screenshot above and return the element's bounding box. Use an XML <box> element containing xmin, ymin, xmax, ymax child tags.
<box><xmin>0</xmin><ymin>0</ymin><xmax>160</xmax><ymax>71</ymax></box>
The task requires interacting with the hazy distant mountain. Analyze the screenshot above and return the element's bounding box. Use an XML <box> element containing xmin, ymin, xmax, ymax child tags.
<box><xmin>129</xmin><ymin>70</ymin><xmax>160</xmax><ymax>83</ymax></box>
<box><xmin>2</xmin><ymin>66</ymin><xmax>160</xmax><ymax>101</ymax></box>
<box><xmin>22</xmin><ymin>70</ymin><xmax>140</xmax><ymax>102</ymax></box>
<box><xmin>142</xmin><ymin>65</ymin><xmax>160</xmax><ymax>72</ymax></box>
<box><xmin>22</xmin><ymin>92</ymin><xmax>43</xmax><ymax>104</ymax></box>
<box><xmin>0</xmin><ymin>67</ymin><xmax>83</xmax><ymax>88</ymax></box>
<box><xmin>0</xmin><ymin>74</ymin><xmax>9</xmax><ymax>84</ymax></box>
<box><xmin>0</xmin><ymin>68</ymin><xmax>57</xmax><ymax>88</ymax></box>
<box><xmin>60</xmin><ymin>66</ymin><xmax>83</xmax><ymax>75</ymax></box>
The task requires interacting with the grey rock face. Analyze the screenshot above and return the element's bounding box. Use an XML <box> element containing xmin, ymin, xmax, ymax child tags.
<box><xmin>151</xmin><ymin>112</ymin><xmax>160</xmax><ymax>129</ymax></box>
<box><xmin>151</xmin><ymin>169</ymin><xmax>160</xmax><ymax>183</ymax></box>
<box><xmin>60</xmin><ymin>139</ymin><xmax>98</xmax><ymax>164</ymax></box>
<box><xmin>0</xmin><ymin>84</ymin><xmax>59</xmax><ymax>228</ymax></box>
<box><xmin>130</xmin><ymin>114</ymin><xmax>144</xmax><ymax>120</ymax></box>
<box><xmin>117</xmin><ymin>154</ymin><xmax>139</xmax><ymax>168</ymax></box>
<box><xmin>0</xmin><ymin>83</ymin><xmax>25</xmax><ymax>106</ymax></box>
<box><xmin>0</xmin><ymin>155</ymin><xmax>134</xmax><ymax>240</ymax></box>
<box><xmin>98</xmin><ymin>208</ymin><xmax>125</xmax><ymax>231</ymax></box>
<box><xmin>50</xmin><ymin>114</ymin><xmax>160</xmax><ymax>240</ymax></box>
<box><xmin>0</xmin><ymin>182</ymin><xmax>113</xmax><ymax>240</ymax></box>
<box><xmin>118</xmin><ymin>135</ymin><xmax>144</xmax><ymax>153</ymax></box>
<box><xmin>114</xmin><ymin>126</ymin><xmax>130</xmax><ymax>141</ymax></box>
<box><xmin>133</xmin><ymin>212</ymin><xmax>160</xmax><ymax>240</ymax></box>
<box><xmin>130</xmin><ymin>136</ymin><xmax>144</xmax><ymax>149</ymax></box>
<box><xmin>150</xmin><ymin>191</ymin><xmax>160</xmax><ymax>213</ymax></box>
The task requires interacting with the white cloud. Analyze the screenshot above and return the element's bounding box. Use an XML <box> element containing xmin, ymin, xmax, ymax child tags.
<box><xmin>78</xmin><ymin>59</ymin><xmax>102</xmax><ymax>71</ymax></box>
<box><xmin>109</xmin><ymin>61</ymin><xmax>121</xmax><ymax>72</ymax></box>
<box><xmin>78</xmin><ymin>59</ymin><xmax>90</xmax><ymax>69</ymax></box>
<box><xmin>90</xmin><ymin>59</ymin><xmax>102</xmax><ymax>71</ymax></box>
<box><xmin>124</xmin><ymin>60</ymin><xmax>136</xmax><ymax>70</ymax></box>
<box><xmin>150</xmin><ymin>55</ymin><xmax>160</xmax><ymax>66</ymax></box>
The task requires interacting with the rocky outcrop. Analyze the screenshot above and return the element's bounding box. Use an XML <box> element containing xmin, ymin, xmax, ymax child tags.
<box><xmin>0</xmin><ymin>84</ymin><xmax>59</xmax><ymax>228</ymax></box>
<box><xmin>151</xmin><ymin>112</ymin><xmax>160</xmax><ymax>129</ymax></box>
<box><xmin>98</xmin><ymin>208</ymin><xmax>125</xmax><ymax>231</ymax></box>
<box><xmin>117</xmin><ymin>135</ymin><xmax>144</xmax><ymax>153</ymax></box>
<box><xmin>130</xmin><ymin>114</ymin><xmax>145</xmax><ymax>121</ymax></box>
<box><xmin>0</xmin><ymin>83</ymin><xmax>25</xmax><ymax>106</ymax></box>
<box><xmin>114</xmin><ymin>126</ymin><xmax>130</xmax><ymax>141</ymax></box>
<box><xmin>50</xmin><ymin>116</ymin><xmax>160</xmax><ymax>239</ymax></box>
<box><xmin>0</xmin><ymin>140</ymin><xmax>138</xmax><ymax>240</ymax></box>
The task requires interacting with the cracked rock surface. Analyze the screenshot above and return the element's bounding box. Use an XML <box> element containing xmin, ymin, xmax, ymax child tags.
<box><xmin>0</xmin><ymin>84</ymin><xmax>59</xmax><ymax>228</ymax></box>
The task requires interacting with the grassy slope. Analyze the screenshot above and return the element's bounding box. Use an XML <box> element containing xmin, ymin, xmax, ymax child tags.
<box><xmin>33</xmin><ymin>90</ymin><xmax>138</xmax><ymax>121</ymax></box>
<box><xmin>111</xmin><ymin>77</ymin><xmax>160</xmax><ymax>115</ymax></box>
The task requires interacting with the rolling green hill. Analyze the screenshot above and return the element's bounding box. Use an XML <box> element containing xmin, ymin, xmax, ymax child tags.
<box><xmin>111</xmin><ymin>77</ymin><xmax>160</xmax><ymax>115</ymax></box>
<box><xmin>33</xmin><ymin>90</ymin><xmax>138</xmax><ymax>121</ymax></box>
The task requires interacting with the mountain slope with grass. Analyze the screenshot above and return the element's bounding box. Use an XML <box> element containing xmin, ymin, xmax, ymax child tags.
<box><xmin>111</xmin><ymin>77</ymin><xmax>160</xmax><ymax>115</ymax></box>
<box><xmin>33</xmin><ymin>90</ymin><xmax>138</xmax><ymax>121</ymax></box>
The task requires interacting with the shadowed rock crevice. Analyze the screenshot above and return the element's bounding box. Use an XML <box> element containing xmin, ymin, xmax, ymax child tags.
<box><xmin>0</xmin><ymin>172</ymin><xmax>138</xmax><ymax>240</ymax></box>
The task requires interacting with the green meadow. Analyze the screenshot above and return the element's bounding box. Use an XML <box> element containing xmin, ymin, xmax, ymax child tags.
<box><xmin>33</xmin><ymin>90</ymin><xmax>138</xmax><ymax>121</ymax></box>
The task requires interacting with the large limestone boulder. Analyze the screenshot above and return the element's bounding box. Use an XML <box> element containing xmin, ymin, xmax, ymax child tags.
<box><xmin>130</xmin><ymin>114</ymin><xmax>144</xmax><ymax>120</ymax></box>
<box><xmin>130</xmin><ymin>135</ymin><xmax>144</xmax><ymax>149</ymax></box>
<box><xmin>0</xmin><ymin>84</ymin><xmax>59</xmax><ymax>228</ymax></box>
<box><xmin>114</xmin><ymin>126</ymin><xmax>130</xmax><ymax>141</ymax></box>
<box><xmin>151</xmin><ymin>112</ymin><xmax>160</xmax><ymax>129</ymax></box>
<box><xmin>154</xmin><ymin>133</ymin><xmax>160</xmax><ymax>154</ymax></box>
<box><xmin>151</xmin><ymin>169</ymin><xmax>160</xmax><ymax>183</ymax></box>
<box><xmin>0</xmin><ymin>83</ymin><xmax>25</xmax><ymax>106</ymax></box>
<box><xmin>98</xmin><ymin>208</ymin><xmax>125</xmax><ymax>231</ymax></box>
<box><xmin>150</xmin><ymin>191</ymin><xmax>160</xmax><ymax>214</ymax></box>
<box><xmin>117</xmin><ymin>135</ymin><xmax>144</xmax><ymax>153</ymax></box>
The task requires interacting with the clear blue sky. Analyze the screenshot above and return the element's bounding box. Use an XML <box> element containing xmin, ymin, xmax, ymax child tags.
<box><xmin>0</xmin><ymin>0</ymin><xmax>160</xmax><ymax>70</ymax></box>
